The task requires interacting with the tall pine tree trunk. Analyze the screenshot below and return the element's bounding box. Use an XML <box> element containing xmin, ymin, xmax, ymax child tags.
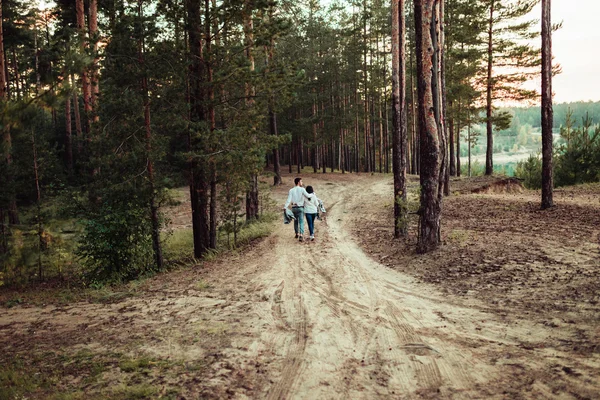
<box><xmin>34</xmin><ymin>29</ymin><xmax>41</xmax><ymax>92</ymax></box>
<box><xmin>244</xmin><ymin>0</ymin><xmax>259</xmax><ymax>220</ymax></box>
<box><xmin>456</xmin><ymin>122</ymin><xmax>461</xmax><ymax>176</ymax></box>
<box><xmin>392</xmin><ymin>0</ymin><xmax>408</xmax><ymax>238</ymax></box>
<box><xmin>76</xmin><ymin>0</ymin><xmax>92</xmax><ymax>134</ymax></box>
<box><xmin>409</xmin><ymin>44</ymin><xmax>418</xmax><ymax>175</ymax></box>
<box><xmin>65</xmin><ymin>96</ymin><xmax>73</xmax><ymax>171</ymax></box>
<box><xmin>541</xmin><ymin>0</ymin><xmax>553</xmax><ymax>209</ymax></box>
<box><xmin>485</xmin><ymin>0</ymin><xmax>494</xmax><ymax>176</ymax></box>
<box><xmin>72</xmin><ymin>74</ymin><xmax>83</xmax><ymax>157</ymax></box>
<box><xmin>0</xmin><ymin>8</ymin><xmax>18</xmax><ymax>225</ymax></box>
<box><xmin>139</xmin><ymin>0</ymin><xmax>164</xmax><ymax>270</ymax></box>
<box><xmin>0</xmin><ymin>208</ymin><xmax>6</xmax><ymax>255</ymax></box>
<box><xmin>449</xmin><ymin>116</ymin><xmax>455</xmax><ymax>175</ymax></box>
<box><xmin>186</xmin><ymin>0</ymin><xmax>210</xmax><ymax>258</ymax></box>
<box><xmin>270</xmin><ymin>110</ymin><xmax>281</xmax><ymax>184</ymax></box>
<box><xmin>415</xmin><ymin>0</ymin><xmax>443</xmax><ymax>253</ymax></box>
<box><xmin>266</xmin><ymin>5</ymin><xmax>281</xmax><ymax>186</ymax></box>
<box><xmin>205</xmin><ymin>0</ymin><xmax>218</xmax><ymax>247</ymax></box>
<box><xmin>31</xmin><ymin>130</ymin><xmax>43</xmax><ymax>280</ymax></box>
<box><xmin>456</xmin><ymin>99</ymin><xmax>461</xmax><ymax>176</ymax></box>
<box><xmin>89</xmin><ymin>0</ymin><xmax>99</xmax><ymax>107</ymax></box>
<box><xmin>11</xmin><ymin>49</ymin><xmax>20</xmax><ymax>100</ymax></box>
<box><xmin>440</xmin><ymin>0</ymin><xmax>450</xmax><ymax>197</ymax></box>
<box><xmin>312</xmin><ymin>98</ymin><xmax>318</xmax><ymax>173</ymax></box>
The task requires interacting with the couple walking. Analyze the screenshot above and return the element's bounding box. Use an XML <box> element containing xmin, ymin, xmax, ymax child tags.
<box><xmin>283</xmin><ymin>177</ymin><xmax>322</xmax><ymax>242</ymax></box>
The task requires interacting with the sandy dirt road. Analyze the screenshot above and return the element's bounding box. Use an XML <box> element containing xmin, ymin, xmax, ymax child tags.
<box><xmin>248</xmin><ymin>174</ymin><xmax>598</xmax><ymax>399</ymax></box>
<box><xmin>1</xmin><ymin>173</ymin><xmax>598</xmax><ymax>399</ymax></box>
<box><xmin>252</xmin><ymin>175</ymin><xmax>494</xmax><ymax>398</ymax></box>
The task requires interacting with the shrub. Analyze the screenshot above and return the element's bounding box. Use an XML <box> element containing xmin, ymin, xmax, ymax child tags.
<box><xmin>515</xmin><ymin>154</ymin><xmax>542</xmax><ymax>189</ymax></box>
<box><xmin>77</xmin><ymin>195</ymin><xmax>156</xmax><ymax>284</ymax></box>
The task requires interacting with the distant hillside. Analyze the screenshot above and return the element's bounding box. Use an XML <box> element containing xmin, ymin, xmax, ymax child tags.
<box><xmin>501</xmin><ymin>101</ymin><xmax>600</xmax><ymax>129</ymax></box>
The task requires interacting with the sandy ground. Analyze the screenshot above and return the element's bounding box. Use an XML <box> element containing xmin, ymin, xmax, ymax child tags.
<box><xmin>0</xmin><ymin>172</ymin><xmax>599</xmax><ymax>399</ymax></box>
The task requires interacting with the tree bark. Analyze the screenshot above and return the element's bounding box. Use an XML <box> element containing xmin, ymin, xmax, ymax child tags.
<box><xmin>392</xmin><ymin>0</ymin><xmax>408</xmax><ymax>238</ymax></box>
<box><xmin>415</xmin><ymin>0</ymin><xmax>443</xmax><ymax>253</ymax></box>
<box><xmin>541</xmin><ymin>0</ymin><xmax>553</xmax><ymax>209</ymax></box>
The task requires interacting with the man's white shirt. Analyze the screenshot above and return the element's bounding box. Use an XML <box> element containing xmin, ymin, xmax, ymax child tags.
<box><xmin>284</xmin><ymin>186</ymin><xmax>314</xmax><ymax>208</ymax></box>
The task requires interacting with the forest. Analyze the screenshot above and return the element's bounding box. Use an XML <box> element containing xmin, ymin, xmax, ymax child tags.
<box><xmin>0</xmin><ymin>0</ymin><xmax>565</xmax><ymax>284</ymax></box>
<box><xmin>1</xmin><ymin>0</ymin><xmax>599</xmax><ymax>398</ymax></box>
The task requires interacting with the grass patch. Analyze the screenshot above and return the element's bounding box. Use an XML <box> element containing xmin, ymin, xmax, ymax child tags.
<box><xmin>3</xmin><ymin>297</ymin><xmax>23</xmax><ymax>308</ymax></box>
<box><xmin>119</xmin><ymin>357</ymin><xmax>153</xmax><ymax>373</ymax></box>
<box><xmin>447</xmin><ymin>229</ymin><xmax>472</xmax><ymax>246</ymax></box>
<box><xmin>85</xmin><ymin>286</ymin><xmax>135</xmax><ymax>304</ymax></box>
<box><xmin>0</xmin><ymin>281</ymin><xmax>137</xmax><ymax>308</ymax></box>
<box><xmin>196</xmin><ymin>279</ymin><xmax>212</xmax><ymax>291</ymax></box>
<box><xmin>49</xmin><ymin>393</ymin><xmax>88</xmax><ymax>400</ymax></box>
<box><xmin>164</xmin><ymin>213</ymin><xmax>277</xmax><ymax>264</ymax></box>
<box><xmin>163</xmin><ymin>229</ymin><xmax>194</xmax><ymax>264</ymax></box>
<box><xmin>0</xmin><ymin>359</ymin><xmax>63</xmax><ymax>400</ymax></box>
<box><xmin>111</xmin><ymin>384</ymin><xmax>158</xmax><ymax>399</ymax></box>
<box><xmin>0</xmin><ymin>366</ymin><xmax>39</xmax><ymax>400</ymax></box>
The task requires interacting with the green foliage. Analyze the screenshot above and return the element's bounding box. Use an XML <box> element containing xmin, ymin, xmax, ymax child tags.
<box><xmin>77</xmin><ymin>196</ymin><xmax>156</xmax><ymax>283</ymax></box>
<box><xmin>460</xmin><ymin>160</ymin><xmax>485</xmax><ymax>177</ymax></box>
<box><xmin>515</xmin><ymin>154</ymin><xmax>543</xmax><ymax>189</ymax></box>
<box><xmin>555</xmin><ymin>115</ymin><xmax>600</xmax><ymax>186</ymax></box>
<box><xmin>515</xmin><ymin>111</ymin><xmax>600</xmax><ymax>188</ymax></box>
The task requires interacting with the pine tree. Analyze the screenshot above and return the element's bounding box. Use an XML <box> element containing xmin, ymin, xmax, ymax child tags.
<box><xmin>444</xmin><ymin>0</ymin><xmax>486</xmax><ymax>177</ymax></box>
<box><xmin>484</xmin><ymin>0</ymin><xmax>540</xmax><ymax>175</ymax></box>
<box><xmin>415</xmin><ymin>0</ymin><xmax>445</xmax><ymax>253</ymax></box>
<box><xmin>540</xmin><ymin>0</ymin><xmax>553</xmax><ymax>209</ymax></box>
<box><xmin>391</xmin><ymin>0</ymin><xmax>407</xmax><ymax>238</ymax></box>
<box><xmin>186</xmin><ymin>0</ymin><xmax>210</xmax><ymax>258</ymax></box>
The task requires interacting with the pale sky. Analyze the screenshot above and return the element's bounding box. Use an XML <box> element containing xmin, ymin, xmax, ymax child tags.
<box><xmin>527</xmin><ymin>0</ymin><xmax>600</xmax><ymax>103</ymax></box>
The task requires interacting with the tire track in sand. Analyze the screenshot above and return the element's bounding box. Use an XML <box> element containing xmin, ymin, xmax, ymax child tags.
<box><xmin>265</xmin><ymin>265</ymin><xmax>309</xmax><ymax>400</ymax></box>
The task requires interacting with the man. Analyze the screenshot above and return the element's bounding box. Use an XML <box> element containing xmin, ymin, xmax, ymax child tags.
<box><xmin>283</xmin><ymin>177</ymin><xmax>314</xmax><ymax>242</ymax></box>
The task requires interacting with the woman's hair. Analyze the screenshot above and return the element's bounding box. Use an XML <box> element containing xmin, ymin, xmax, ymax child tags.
<box><xmin>306</xmin><ymin>186</ymin><xmax>314</xmax><ymax>194</ymax></box>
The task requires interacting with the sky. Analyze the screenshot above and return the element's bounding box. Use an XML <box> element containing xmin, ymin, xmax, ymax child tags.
<box><xmin>526</xmin><ymin>0</ymin><xmax>600</xmax><ymax>103</ymax></box>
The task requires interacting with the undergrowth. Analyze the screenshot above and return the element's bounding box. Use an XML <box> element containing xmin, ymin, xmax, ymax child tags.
<box><xmin>164</xmin><ymin>212</ymin><xmax>277</xmax><ymax>264</ymax></box>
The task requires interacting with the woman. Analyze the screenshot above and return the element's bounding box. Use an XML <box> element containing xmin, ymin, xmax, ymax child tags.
<box><xmin>304</xmin><ymin>186</ymin><xmax>320</xmax><ymax>241</ymax></box>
